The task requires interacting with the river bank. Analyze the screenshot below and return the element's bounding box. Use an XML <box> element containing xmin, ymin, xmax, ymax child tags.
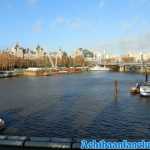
<box><xmin>0</xmin><ymin>67</ymin><xmax>89</xmax><ymax>78</ymax></box>
<box><xmin>0</xmin><ymin>65</ymin><xmax>150</xmax><ymax>78</ymax></box>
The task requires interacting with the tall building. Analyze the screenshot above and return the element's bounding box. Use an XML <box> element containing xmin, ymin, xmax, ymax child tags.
<box><xmin>35</xmin><ymin>45</ymin><xmax>45</xmax><ymax>58</ymax></box>
<box><xmin>10</xmin><ymin>43</ymin><xmax>24</xmax><ymax>58</ymax></box>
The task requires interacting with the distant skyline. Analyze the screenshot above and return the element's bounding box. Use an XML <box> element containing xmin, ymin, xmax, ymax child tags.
<box><xmin>0</xmin><ymin>0</ymin><xmax>150</xmax><ymax>54</ymax></box>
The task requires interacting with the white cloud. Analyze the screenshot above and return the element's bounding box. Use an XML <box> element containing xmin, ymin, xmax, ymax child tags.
<box><xmin>70</xmin><ymin>19</ymin><xmax>81</xmax><ymax>29</ymax></box>
<box><xmin>118</xmin><ymin>32</ymin><xmax>150</xmax><ymax>51</ymax></box>
<box><xmin>129</xmin><ymin>0</ymin><xmax>150</xmax><ymax>10</ymax></box>
<box><xmin>27</xmin><ymin>0</ymin><xmax>38</xmax><ymax>6</ymax></box>
<box><xmin>130</xmin><ymin>0</ymin><xmax>149</xmax><ymax>4</ymax></box>
<box><xmin>7</xmin><ymin>3</ymin><xmax>13</xmax><ymax>9</ymax></box>
<box><xmin>99</xmin><ymin>0</ymin><xmax>105</xmax><ymax>9</ymax></box>
<box><xmin>54</xmin><ymin>16</ymin><xmax>82</xmax><ymax>30</ymax></box>
<box><xmin>121</xmin><ymin>16</ymin><xmax>140</xmax><ymax>33</ymax></box>
<box><xmin>32</xmin><ymin>20</ymin><xmax>43</xmax><ymax>33</ymax></box>
<box><xmin>95</xmin><ymin>31</ymin><xmax>150</xmax><ymax>54</ymax></box>
<box><xmin>55</xmin><ymin>16</ymin><xmax>65</xmax><ymax>24</ymax></box>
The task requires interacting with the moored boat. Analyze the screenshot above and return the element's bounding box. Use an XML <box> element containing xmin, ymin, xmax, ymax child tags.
<box><xmin>130</xmin><ymin>81</ymin><xmax>150</xmax><ymax>96</ymax></box>
<box><xmin>24</xmin><ymin>68</ymin><xmax>50</xmax><ymax>76</ymax></box>
<box><xmin>0</xmin><ymin>118</ymin><xmax>5</xmax><ymax>130</ymax></box>
<box><xmin>130</xmin><ymin>82</ymin><xmax>141</xmax><ymax>94</ymax></box>
<box><xmin>130</xmin><ymin>87</ymin><xmax>140</xmax><ymax>94</ymax></box>
<box><xmin>140</xmin><ymin>82</ymin><xmax>150</xmax><ymax>97</ymax></box>
<box><xmin>89</xmin><ymin>65</ymin><xmax>110</xmax><ymax>71</ymax></box>
<box><xmin>58</xmin><ymin>70</ymin><xmax>68</xmax><ymax>74</ymax></box>
<box><xmin>0</xmin><ymin>71</ymin><xmax>16</xmax><ymax>78</ymax></box>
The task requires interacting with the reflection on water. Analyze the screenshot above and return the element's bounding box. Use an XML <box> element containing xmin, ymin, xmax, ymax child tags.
<box><xmin>0</xmin><ymin>72</ymin><xmax>150</xmax><ymax>138</ymax></box>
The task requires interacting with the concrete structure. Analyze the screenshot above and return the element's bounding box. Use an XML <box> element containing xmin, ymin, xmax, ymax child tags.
<box><xmin>0</xmin><ymin>135</ymin><xmax>148</xmax><ymax>149</ymax></box>
<box><xmin>103</xmin><ymin>62</ymin><xmax>150</xmax><ymax>73</ymax></box>
<box><xmin>0</xmin><ymin>135</ymin><xmax>79</xmax><ymax>149</ymax></box>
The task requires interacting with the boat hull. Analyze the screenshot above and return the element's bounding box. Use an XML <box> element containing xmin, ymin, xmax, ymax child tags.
<box><xmin>0</xmin><ymin>119</ymin><xmax>5</xmax><ymax>130</ymax></box>
<box><xmin>140</xmin><ymin>85</ymin><xmax>150</xmax><ymax>97</ymax></box>
<box><xmin>24</xmin><ymin>71</ymin><xmax>50</xmax><ymax>76</ymax></box>
<box><xmin>140</xmin><ymin>92</ymin><xmax>150</xmax><ymax>96</ymax></box>
<box><xmin>90</xmin><ymin>66</ymin><xmax>110</xmax><ymax>71</ymax></box>
<box><xmin>130</xmin><ymin>87</ymin><xmax>140</xmax><ymax>94</ymax></box>
<box><xmin>0</xmin><ymin>71</ymin><xmax>16</xmax><ymax>78</ymax></box>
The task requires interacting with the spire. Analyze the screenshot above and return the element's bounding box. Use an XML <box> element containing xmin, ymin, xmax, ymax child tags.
<box><xmin>14</xmin><ymin>42</ymin><xmax>20</xmax><ymax>49</ymax></box>
<box><xmin>36</xmin><ymin>44</ymin><xmax>40</xmax><ymax>49</ymax></box>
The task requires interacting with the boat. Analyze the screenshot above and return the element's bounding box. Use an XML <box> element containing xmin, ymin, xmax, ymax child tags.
<box><xmin>0</xmin><ymin>71</ymin><xmax>16</xmax><ymax>78</ymax></box>
<box><xmin>24</xmin><ymin>68</ymin><xmax>50</xmax><ymax>76</ymax></box>
<box><xmin>130</xmin><ymin>61</ymin><xmax>150</xmax><ymax>96</ymax></box>
<box><xmin>0</xmin><ymin>118</ymin><xmax>5</xmax><ymax>130</ymax></box>
<box><xmin>130</xmin><ymin>87</ymin><xmax>140</xmax><ymax>94</ymax></box>
<box><xmin>130</xmin><ymin>82</ymin><xmax>141</xmax><ymax>94</ymax></box>
<box><xmin>0</xmin><ymin>71</ymin><xmax>8</xmax><ymax>78</ymax></box>
<box><xmin>7</xmin><ymin>71</ymin><xmax>17</xmax><ymax>77</ymax></box>
<box><xmin>140</xmin><ymin>81</ymin><xmax>150</xmax><ymax>97</ymax></box>
<box><xmin>89</xmin><ymin>65</ymin><xmax>110</xmax><ymax>71</ymax></box>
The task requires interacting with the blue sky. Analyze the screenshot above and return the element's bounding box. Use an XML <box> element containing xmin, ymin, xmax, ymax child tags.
<box><xmin>0</xmin><ymin>0</ymin><xmax>150</xmax><ymax>54</ymax></box>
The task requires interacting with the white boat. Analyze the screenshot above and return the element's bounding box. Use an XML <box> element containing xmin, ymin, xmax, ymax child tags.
<box><xmin>0</xmin><ymin>71</ymin><xmax>8</xmax><ymax>78</ymax></box>
<box><xmin>0</xmin><ymin>118</ymin><xmax>5</xmax><ymax>130</ymax></box>
<box><xmin>58</xmin><ymin>70</ymin><xmax>68</xmax><ymax>74</ymax></box>
<box><xmin>89</xmin><ymin>65</ymin><xmax>110</xmax><ymax>71</ymax></box>
<box><xmin>0</xmin><ymin>71</ymin><xmax>16</xmax><ymax>78</ymax></box>
<box><xmin>140</xmin><ymin>82</ymin><xmax>150</xmax><ymax>96</ymax></box>
<box><xmin>26</xmin><ymin>67</ymin><xmax>44</xmax><ymax>71</ymax></box>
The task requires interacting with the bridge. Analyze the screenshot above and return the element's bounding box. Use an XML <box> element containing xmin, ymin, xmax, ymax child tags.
<box><xmin>99</xmin><ymin>62</ymin><xmax>150</xmax><ymax>66</ymax></box>
<box><xmin>96</xmin><ymin>63</ymin><xmax>150</xmax><ymax>72</ymax></box>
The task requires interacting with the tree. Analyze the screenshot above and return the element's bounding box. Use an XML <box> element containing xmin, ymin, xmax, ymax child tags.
<box><xmin>74</xmin><ymin>55</ymin><xmax>85</xmax><ymax>67</ymax></box>
<box><xmin>121</xmin><ymin>56</ymin><xmax>135</xmax><ymax>63</ymax></box>
<box><xmin>22</xmin><ymin>48</ymin><xmax>26</xmax><ymax>59</ymax></box>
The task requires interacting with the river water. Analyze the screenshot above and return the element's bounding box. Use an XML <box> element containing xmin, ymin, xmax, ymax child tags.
<box><xmin>0</xmin><ymin>72</ymin><xmax>150</xmax><ymax>139</ymax></box>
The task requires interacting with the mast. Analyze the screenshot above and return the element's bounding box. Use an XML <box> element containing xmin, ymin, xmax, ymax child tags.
<box><xmin>141</xmin><ymin>52</ymin><xmax>148</xmax><ymax>82</ymax></box>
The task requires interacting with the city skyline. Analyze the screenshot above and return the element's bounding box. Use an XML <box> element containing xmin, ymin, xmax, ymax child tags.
<box><xmin>0</xmin><ymin>0</ymin><xmax>150</xmax><ymax>54</ymax></box>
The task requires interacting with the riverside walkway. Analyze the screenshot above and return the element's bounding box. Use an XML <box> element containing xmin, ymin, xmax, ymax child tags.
<box><xmin>0</xmin><ymin>135</ymin><xmax>80</xmax><ymax>149</ymax></box>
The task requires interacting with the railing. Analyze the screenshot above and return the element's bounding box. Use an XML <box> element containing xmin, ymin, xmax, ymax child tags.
<box><xmin>0</xmin><ymin>135</ymin><xmax>80</xmax><ymax>149</ymax></box>
<box><xmin>100</xmin><ymin>63</ymin><xmax>150</xmax><ymax>66</ymax></box>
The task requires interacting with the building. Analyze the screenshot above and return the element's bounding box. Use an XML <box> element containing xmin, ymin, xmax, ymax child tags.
<box><xmin>35</xmin><ymin>45</ymin><xmax>45</xmax><ymax>58</ymax></box>
<box><xmin>10</xmin><ymin>43</ymin><xmax>24</xmax><ymax>58</ymax></box>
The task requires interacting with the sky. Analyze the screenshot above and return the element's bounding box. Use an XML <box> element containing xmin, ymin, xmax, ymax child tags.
<box><xmin>0</xmin><ymin>0</ymin><xmax>150</xmax><ymax>54</ymax></box>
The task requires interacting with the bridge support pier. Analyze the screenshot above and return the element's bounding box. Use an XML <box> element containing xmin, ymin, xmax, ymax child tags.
<box><xmin>119</xmin><ymin>65</ymin><xmax>125</xmax><ymax>72</ymax></box>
